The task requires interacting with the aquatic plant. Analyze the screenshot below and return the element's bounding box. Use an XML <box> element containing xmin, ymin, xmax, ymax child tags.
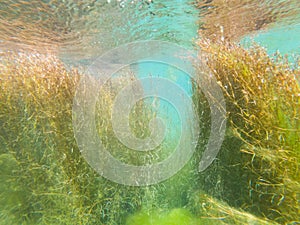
<box><xmin>193</xmin><ymin>39</ymin><xmax>299</xmax><ymax>224</ymax></box>
<box><xmin>189</xmin><ymin>191</ymin><xmax>277</xmax><ymax>225</ymax></box>
<box><xmin>0</xmin><ymin>51</ymin><xmax>201</xmax><ymax>224</ymax></box>
<box><xmin>126</xmin><ymin>193</ymin><xmax>277</xmax><ymax>225</ymax></box>
<box><xmin>1</xmin><ymin>42</ymin><xmax>298</xmax><ymax>224</ymax></box>
<box><xmin>126</xmin><ymin>208</ymin><xmax>205</xmax><ymax>225</ymax></box>
<box><xmin>0</xmin><ymin>52</ymin><xmax>151</xmax><ymax>224</ymax></box>
<box><xmin>0</xmin><ymin>52</ymin><xmax>84</xmax><ymax>224</ymax></box>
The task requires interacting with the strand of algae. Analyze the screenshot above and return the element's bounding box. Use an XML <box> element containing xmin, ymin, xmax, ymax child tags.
<box><xmin>193</xmin><ymin>39</ymin><xmax>299</xmax><ymax>224</ymax></box>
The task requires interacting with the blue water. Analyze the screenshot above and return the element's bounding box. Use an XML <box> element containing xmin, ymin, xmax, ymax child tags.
<box><xmin>125</xmin><ymin>0</ymin><xmax>199</xmax><ymax>129</ymax></box>
<box><xmin>128</xmin><ymin>0</ymin><xmax>199</xmax><ymax>47</ymax></box>
<box><xmin>241</xmin><ymin>23</ymin><xmax>300</xmax><ymax>63</ymax></box>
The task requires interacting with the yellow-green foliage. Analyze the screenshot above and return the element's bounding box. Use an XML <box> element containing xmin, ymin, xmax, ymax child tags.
<box><xmin>194</xmin><ymin>40</ymin><xmax>299</xmax><ymax>224</ymax></box>
<box><xmin>0</xmin><ymin>52</ymin><xmax>83</xmax><ymax>224</ymax></box>
<box><xmin>1</xmin><ymin>43</ymin><xmax>299</xmax><ymax>225</ymax></box>
<box><xmin>126</xmin><ymin>198</ymin><xmax>275</xmax><ymax>225</ymax></box>
<box><xmin>190</xmin><ymin>191</ymin><xmax>277</xmax><ymax>225</ymax></box>
<box><xmin>126</xmin><ymin>208</ymin><xmax>202</xmax><ymax>225</ymax></box>
<box><xmin>0</xmin><ymin>51</ymin><xmax>200</xmax><ymax>225</ymax></box>
<box><xmin>0</xmin><ymin>52</ymin><xmax>148</xmax><ymax>224</ymax></box>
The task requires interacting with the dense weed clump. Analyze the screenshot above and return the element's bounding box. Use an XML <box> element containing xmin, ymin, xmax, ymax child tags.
<box><xmin>0</xmin><ymin>52</ymin><xmax>201</xmax><ymax>224</ymax></box>
<box><xmin>193</xmin><ymin>39</ymin><xmax>299</xmax><ymax>224</ymax></box>
<box><xmin>0</xmin><ymin>41</ymin><xmax>299</xmax><ymax>224</ymax></box>
<box><xmin>0</xmin><ymin>52</ymin><xmax>149</xmax><ymax>225</ymax></box>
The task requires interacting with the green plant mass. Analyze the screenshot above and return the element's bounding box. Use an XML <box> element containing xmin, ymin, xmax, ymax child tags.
<box><xmin>0</xmin><ymin>38</ymin><xmax>299</xmax><ymax>224</ymax></box>
<box><xmin>193</xmin><ymin>39</ymin><xmax>300</xmax><ymax>224</ymax></box>
<box><xmin>0</xmin><ymin>52</ymin><xmax>199</xmax><ymax>224</ymax></box>
<box><xmin>0</xmin><ymin>53</ymin><xmax>147</xmax><ymax>224</ymax></box>
<box><xmin>126</xmin><ymin>208</ymin><xmax>197</xmax><ymax>225</ymax></box>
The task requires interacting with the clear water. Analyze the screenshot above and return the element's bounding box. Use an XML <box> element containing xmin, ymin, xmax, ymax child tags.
<box><xmin>0</xmin><ymin>0</ymin><xmax>299</xmax><ymax>224</ymax></box>
<box><xmin>241</xmin><ymin>22</ymin><xmax>300</xmax><ymax>62</ymax></box>
<box><xmin>1</xmin><ymin>0</ymin><xmax>299</xmax><ymax>59</ymax></box>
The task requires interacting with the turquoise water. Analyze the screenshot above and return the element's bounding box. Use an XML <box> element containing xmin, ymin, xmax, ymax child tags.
<box><xmin>241</xmin><ymin>22</ymin><xmax>300</xmax><ymax>63</ymax></box>
<box><xmin>89</xmin><ymin>0</ymin><xmax>199</xmax><ymax>146</ymax></box>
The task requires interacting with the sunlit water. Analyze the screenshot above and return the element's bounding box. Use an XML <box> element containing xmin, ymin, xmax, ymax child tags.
<box><xmin>241</xmin><ymin>22</ymin><xmax>300</xmax><ymax>62</ymax></box>
<box><xmin>1</xmin><ymin>0</ymin><xmax>299</xmax><ymax>60</ymax></box>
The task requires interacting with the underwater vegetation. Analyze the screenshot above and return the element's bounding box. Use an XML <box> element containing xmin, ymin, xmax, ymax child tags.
<box><xmin>126</xmin><ymin>200</ymin><xmax>276</xmax><ymax>225</ymax></box>
<box><xmin>0</xmin><ymin>40</ymin><xmax>299</xmax><ymax>224</ymax></box>
<box><xmin>0</xmin><ymin>0</ymin><xmax>299</xmax><ymax>225</ymax></box>
<box><xmin>126</xmin><ymin>208</ymin><xmax>200</xmax><ymax>225</ymax></box>
<box><xmin>193</xmin><ymin>39</ymin><xmax>299</xmax><ymax>224</ymax></box>
<box><xmin>0</xmin><ymin>51</ymin><xmax>201</xmax><ymax>224</ymax></box>
<box><xmin>0</xmin><ymin>52</ymin><xmax>150</xmax><ymax>225</ymax></box>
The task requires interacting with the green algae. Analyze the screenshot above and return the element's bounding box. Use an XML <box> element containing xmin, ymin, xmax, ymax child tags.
<box><xmin>0</xmin><ymin>40</ymin><xmax>299</xmax><ymax>224</ymax></box>
<box><xmin>194</xmin><ymin>40</ymin><xmax>300</xmax><ymax>224</ymax></box>
<box><xmin>126</xmin><ymin>208</ymin><xmax>202</xmax><ymax>225</ymax></box>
